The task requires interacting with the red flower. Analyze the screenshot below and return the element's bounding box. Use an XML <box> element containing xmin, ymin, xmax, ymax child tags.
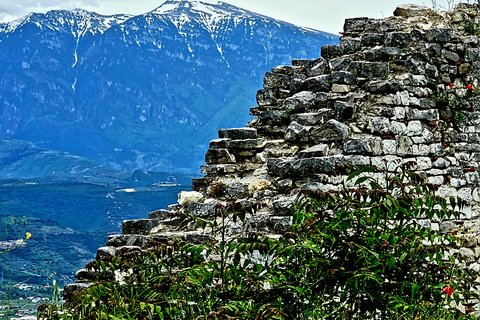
<box><xmin>467</xmin><ymin>84</ymin><xmax>473</xmax><ymax>90</ymax></box>
<box><xmin>442</xmin><ymin>286</ymin><xmax>454</xmax><ymax>296</ymax></box>
<box><xmin>449</xmin><ymin>83</ymin><xmax>455</xmax><ymax>88</ymax></box>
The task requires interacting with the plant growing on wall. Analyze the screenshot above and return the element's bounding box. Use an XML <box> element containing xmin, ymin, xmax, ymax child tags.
<box><xmin>37</xmin><ymin>163</ymin><xmax>479</xmax><ymax>319</ymax></box>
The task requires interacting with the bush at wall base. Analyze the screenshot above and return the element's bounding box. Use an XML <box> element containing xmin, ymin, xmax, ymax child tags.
<box><xmin>38</xmin><ymin>164</ymin><xmax>479</xmax><ymax>319</ymax></box>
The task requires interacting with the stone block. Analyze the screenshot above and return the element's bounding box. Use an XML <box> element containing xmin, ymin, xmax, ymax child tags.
<box><xmin>396</xmin><ymin>136</ymin><xmax>413</xmax><ymax>156</ymax></box>
<box><xmin>256</xmin><ymin>88</ymin><xmax>278</xmax><ymax>106</ymax></box>
<box><xmin>406</xmin><ymin>120</ymin><xmax>423</xmax><ymax>136</ymax></box>
<box><xmin>309</xmin><ymin>119</ymin><xmax>350</xmax><ymax>143</ymax></box>
<box><xmin>285</xmin><ymin>121</ymin><xmax>310</xmax><ymax>142</ymax></box>
<box><xmin>343</xmin><ymin>17</ymin><xmax>370</xmax><ymax>34</ymax></box>
<box><xmin>299</xmin><ymin>75</ymin><xmax>332</xmax><ymax>92</ymax></box>
<box><xmin>219</xmin><ymin>128</ymin><xmax>257</xmax><ymax>139</ymax></box>
<box><xmin>263</xmin><ymin>72</ymin><xmax>290</xmax><ymax>89</ymax></box>
<box><xmin>229</xmin><ymin>138</ymin><xmax>267</xmax><ymax>149</ymax></box>
<box><xmin>209</xmin><ymin>138</ymin><xmax>230</xmax><ymax>149</ymax></box>
<box><xmin>321</xmin><ymin>44</ymin><xmax>345</xmax><ymax>60</ymax></box>
<box><xmin>344</xmin><ymin>138</ymin><xmax>372</xmax><ymax>154</ymax></box>
<box><xmin>178</xmin><ymin>191</ymin><xmax>205</xmax><ymax>206</ymax></box>
<box><xmin>361</xmin><ymin>33</ymin><xmax>385</xmax><ymax>46</ymax></box>
<box><xmin>273</xmin><ymin>196</ymin><xmax>296</xmax><ymax>215</ymax></box>
<box><xmin>367</xmin><ymin>79</ymin><xmax>404</xmax><ymax>93</ymax></box>
<box><xmin>272</xmin><ymin>65</ymin><xmax>305</xmax><ymax>75</ymax></box>
<box><xmin>291</xmin><ymin>111</ymin><xmax>332</xmax><ymax>126</ymax></box>
<box><xmin>393</xmin><ymin>4</ymin><xmax>428</xmax><ymax>17</ymax></box>
<box><xmin>205</xmin><ymin>148</ymin><xmax>236</xmax><ymax>164</ymax></box>
<box><xmin>372</xmin><ymin>117</ymin><xmax>391</xmax><ymax>134</ymax></box>
<box><xmin>331</xmin><ymin>84</ymin><xmax>351</xmax><ymax>93</ymax></box>
<box><xmin>106</xmin><ymin>234</ymin><xmax>149</xmax><ymax>247</ymax></box>
<box><xmin>187</xmin><ymin>202</ymin><xmax>217</xmax><ymax>217</ymax></box>
<box><xmin>384</xmin><ymin>32</ymin><xmax>410</xmax><ymax>47</ymax></box>
<box><xmin>329</xmin><ymin>57</ymin><xmax>352</xmax><ymax>71</ymax></box>
<box><xmin>283</xmin><ymin>91</ymin><xmax>325</xmax><ymax>112</ymax></box>
<box><xmin>334</xmin><ymin>101</ymin><xmax>356</xmax><ymax>120</ymax></box>
<box><xmin>390</xmin><ymin>121</ymin><xmax>407</xmax><ymax>135</ymax></box>
<box><xmin>122</xmin><ymin>219</ymin><xmax>160</xmax><ymax>235</ymax></box>
<box><xmin>331</xmin><ymin>71</ymin><xmax>355</xmax><ymax>84</ymax></box>
<box><xmin>382</xmin><ymin>140</ymin><xmax>397</xmax><ymax>155</ymax></box>
<box><xmin>458</xmin><ymin>188</ymin><xmax>473</xmax><ymax>203</ymax></box>
<box><xmin>298</xmin><ymin>144</ymin><xmax>329</xmax><ymax>158</ymax></box>
<box><xmin>425</xmin><ymin>28</ymin><xmax>453</xmax><ymax>43</ymax></box>
<box><xmin>96</xmin><ymin>246</ymin><xmax>117</xmax><ymax>260</ymax></box>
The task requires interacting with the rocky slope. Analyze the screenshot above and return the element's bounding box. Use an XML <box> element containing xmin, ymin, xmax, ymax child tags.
<box><xmin>0</xmin><ymin>0</ymin><xmax>338</xmax><ymax>177</ymax></box>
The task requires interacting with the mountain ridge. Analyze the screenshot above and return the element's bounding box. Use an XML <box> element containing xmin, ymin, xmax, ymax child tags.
<box><xmin>0</xmin><ymin>0</ymin><xmax>339</xmax><ymax>179</ymax></box>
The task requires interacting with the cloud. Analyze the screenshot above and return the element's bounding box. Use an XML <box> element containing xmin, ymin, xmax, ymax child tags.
<box><xmin>0</xmin><ymin>0</ymin><xmax>100</xmax><ymax>22</ymax></box>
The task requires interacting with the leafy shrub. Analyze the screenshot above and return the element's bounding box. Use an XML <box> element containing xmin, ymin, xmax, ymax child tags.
<box><xmin>38</xmin><ymin>164</ymin><xmax>478</xmax><ymax>319</ymax></box>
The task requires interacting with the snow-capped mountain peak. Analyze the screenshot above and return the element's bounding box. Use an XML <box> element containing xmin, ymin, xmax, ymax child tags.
<box><xmin>0</xmin><ymin>9</ymin><xmax>133</xmax><ymax>36</ymax></box>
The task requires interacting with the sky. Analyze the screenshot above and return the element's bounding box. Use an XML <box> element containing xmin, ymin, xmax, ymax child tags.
<box><xmin>0</xmin><ymin>0</ymin><xmax>466</xmax><ymax>35</ymax></box>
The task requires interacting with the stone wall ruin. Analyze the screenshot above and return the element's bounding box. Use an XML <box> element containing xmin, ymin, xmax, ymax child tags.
<box><xmin>70</xmin><ymin>3</ymin><xmax>480</xmax><ymax>294</ymax></box>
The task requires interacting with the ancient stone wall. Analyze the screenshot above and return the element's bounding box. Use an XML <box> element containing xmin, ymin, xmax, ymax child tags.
<box><xmin>69</xmin><ymin>3</ymin><xmax>480</xmax><ymax>291</ymax></box>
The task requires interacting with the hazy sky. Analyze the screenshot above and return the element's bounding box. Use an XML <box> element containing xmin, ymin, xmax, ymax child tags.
<box><xmin>0</xmin><ymin>0</ymin><xmax>465</xmax><ymax>34</ymax></box>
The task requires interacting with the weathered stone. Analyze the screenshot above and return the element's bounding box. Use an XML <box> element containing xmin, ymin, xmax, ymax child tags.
<box><xmin>96</xmin><ymin>246</ymin><xmax>117</xmax><ymax>260</ymax></box>
<box><xmin>361</xmin><ymin>33</ymin><xmax>385</xmax><ymax>46</ymax></box>
<box><xmin>406</xmin><ymin>120</ymin><xmax>422</xmax><ymax>136</ymax></box>
<box><xmin>372</xmin><ymin>117</ymin><xmax>391</xmax><ymax>134</ymax></box>
<box><xmin>285</xmin><ymin>121</ymin><xmax>310</xmax><ymax>142</ymax></box>
<box><xmin>187</xmin><ymin>202</ymin><xmax>217</xmax><ymax>217</ymax></box>
<box><xmin>229</xmin><ymin>138</ymin><xmax>267</xmax><ymax>149</ymax></box>
<box><xmin>263</xmin><ymin>72</ymin><xmax>290</xmax><ymax>89</ymax></box>
<box><xmin>334</xmin><ymin>101</ymin><xmax>356</xmax><ymax>120</ymax></box>
<box><xmin>122</xmin><ymin>219</ymin><xmax>160</xmax><ymax>235</ymax></box>
<box><xmin>329</xmin><ymin>57</ymin><xmax>351</xmax><ymax>71</ymax></box>
<box><xmin>178</xmin><ymin>191</ymin><xmax>205</xmax><ymax>206</ymax></box>
<box><xmin>283</xmin><ymin>91</ymin><xmax>325</xmax><ymax>112</ymax></box>
<box><xmin>382</xmin><ymin>140</ymin><xmax>397</xmax><ymax>155</ymax></box>
<box><xmin>309</xmin><ymin>119</ymin><xmax>350</xmax><ymax>143</ymax></box>
<box><xmin>299</xmin><ymin>75</ymin><xmax>332</xmax><ymax>92</ymax></box>
<box><xmin>298</xmin><ymin>144</ymin><xmax>329</xmax><ymax>159</ymax></box>
<box><xmin>106</xmin><ymin>234</ymin><xmax>149</xmax><ymax>247</ymax></box>
<box><xmin>227</xmin><ymin>183</ymin><xmax>250</xmax><ymax>199</ymax></box>
<box><xmin>384</xmin><ymin>32</ymin><xmax>410</xmax><ymax>47</ymax></box>
<box><xmin>209</xmin><ymin>138</ymin><xmax>230</xmax><ymax>149</ymax></box>
<box><xmin>321</xmin><ymin>45</ymin><xmax>345</xmax><ymax>60</ymax></box>
<box><xmin>219</xmin><ymin>128</ymin><xmax>257</xmax><ymax>139</ymax></box>
<box><xmin>343</xmin><ymin>17</ymin><xmax>370</xmax><ymax>34</ymax></box>
<box><xmin>331</xmin><ymin>84</ymin><xmax>351</xmax><ymax>93</ymax></box>
<box><xmin>271</xmin><ymin>65</ymin><xmax>305</xmax><ymax>75</ymax></box>
<box><xmin>273</xmin><ymin>196</ymin><xmax>296</xmax><ymax>215</ymax></box>
<box><xmin>291</xmin><ymin>111</ymin><xmax>332</xmax><ymax>126</ymax></box>
<box><xmin>344</xmin><ymin>139</ymin><xmax>372</xmax><ymax>154</ymax></box>
<box><xmin>331</xmin><ymin>71</ymin><xmax>355</xmax><ymax>84</ymax></box>
<box><xmin>256</xmin><ymin>88</ymin><xmax>278</xmax><ymax>106</ymax></box>
<box><xmin>425</xmin><ymin>28</ymin><xmax>453</xmax><ymax>43</ymax></box>
<box><xmin>393</xmin><ymin>4</ymin><xmax>429</xmax><ymax>17</ymax></box>
<box><xmin>309</xmin><ymin>59</ymin><xmax>330</xmax><ymax>76</ymax></box>
<box><xmin>367</xmin><ymin>79</ymin><xmax>404</xmax><ymax>92</ymax></box>
<box><xmin>257</xmin><ymin>109</ymin><xmax>290</xmax><ymax>124</ymax></box>
<box><xmin>205</xmin><ymin>148</ymin><xmax>236</xmax><ymax>164</ymax></box>
<box><xmin>396</xmin><ymin>136</ymin><xmax>413</xmax><ymax>156</ymax></box>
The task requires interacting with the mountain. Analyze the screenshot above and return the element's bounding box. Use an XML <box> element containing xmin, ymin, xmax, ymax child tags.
<box><xmin>0</xmin><ymin>0</ymin><xmax>338</xmax><ymax>177</ymax></box>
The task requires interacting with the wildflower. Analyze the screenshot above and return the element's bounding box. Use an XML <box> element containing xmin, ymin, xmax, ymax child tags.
<box><xmin>449</xmin><ymin>83</ymin><xmax>455</xmax><ymax>88</ymax></box>
<box><xmin>442</xmin><ymin>286</ymin><xmax>454</xmax><ymax>296</ymax></box>
<box><xmin>467</xmin><ymin>84</ymin><xmax>473</xmax><ymax>90</ymax></box>
<box><xmin>25</xmin><ymin>232</ymin><xmax>31</xmax><ymax>240</ymax></box>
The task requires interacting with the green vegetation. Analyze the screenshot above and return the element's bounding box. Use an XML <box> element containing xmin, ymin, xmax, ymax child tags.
<box><xmin>38</xmin><ymin>164</ymin><xmax>479</xmax><ymax>319</ymax></box>
<box><xmin>434</xmin><ymin>84</ymin><xmax>475</xmax><ymax>127</ymax></box>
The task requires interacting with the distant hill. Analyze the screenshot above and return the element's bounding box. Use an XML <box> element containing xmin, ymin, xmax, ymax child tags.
<box><xmin>0</xmin><ymin>0</ymin><xmax>338</xmax><ymax>177</ymax></box>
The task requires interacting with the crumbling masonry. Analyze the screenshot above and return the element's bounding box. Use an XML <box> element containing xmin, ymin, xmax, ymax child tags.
<box><xmin>69</xmin><ymin>3</ymin><xmax>480</xmax><ymax>308</ymax></box>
